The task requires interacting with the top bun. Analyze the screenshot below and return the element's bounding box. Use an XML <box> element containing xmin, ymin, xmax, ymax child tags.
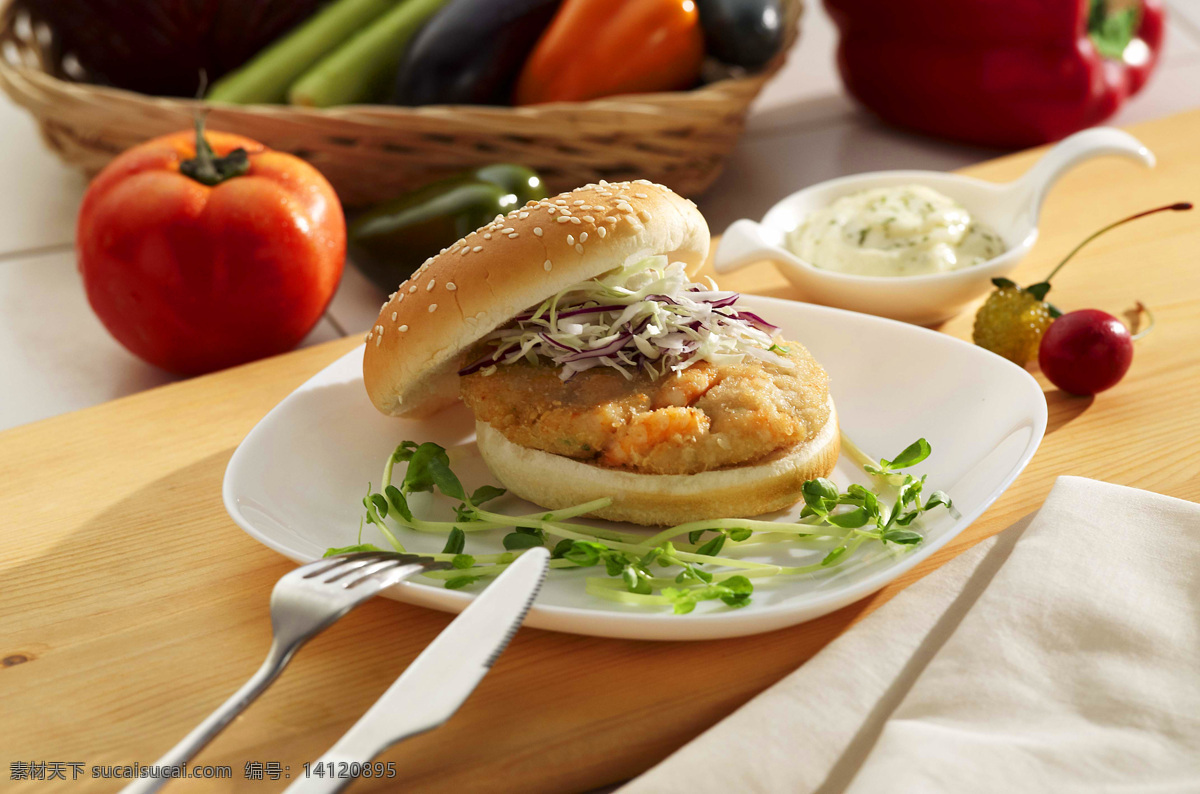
<box><xmin>363</xmin><ymin>180</ymin><xmax>710</xmax><ymax>417</ymax></box>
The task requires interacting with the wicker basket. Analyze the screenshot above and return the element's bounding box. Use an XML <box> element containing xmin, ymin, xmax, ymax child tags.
<box><xmin>0</xmin><ymin>1</ymin><xmax>801</xmax><ymax>207</ymax></box>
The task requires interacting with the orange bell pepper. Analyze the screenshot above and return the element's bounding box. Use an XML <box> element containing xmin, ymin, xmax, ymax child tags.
<box><xmin>514</xmin><ymin>0</ymin><xmax>705</xmax><ymax>105</ymax></box>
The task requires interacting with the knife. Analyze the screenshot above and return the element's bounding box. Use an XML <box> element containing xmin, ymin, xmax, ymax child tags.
<box><xmin>284</xmin><ymin>546</ymin><xmax>549</xmax><ymax>793</ymax></box>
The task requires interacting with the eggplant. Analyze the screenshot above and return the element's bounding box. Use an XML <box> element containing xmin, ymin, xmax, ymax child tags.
<box><xmin>12</xmin><ymin>0</ymin><xmax>322</xmax><ymax>97</ymax></box>
<box><xmin>695</xmin><ymin>0</ymin><xmax>785</xmax><ymax>70</ymax></box>
<box><xmin>348</xmin><ymin>164</ymin><xmax>548</xmax><ymax>292</ymax></box>
<box><xmin>392</xmin><ymin>0</ymin><xmax>562</xmax><ymax>106</ymax></box>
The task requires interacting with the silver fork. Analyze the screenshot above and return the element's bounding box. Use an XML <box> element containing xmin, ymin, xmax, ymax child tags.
<box><xmin>123</xmin><ymin>552</ymin><xmax>449</xmax><ymax>794</ymax></box>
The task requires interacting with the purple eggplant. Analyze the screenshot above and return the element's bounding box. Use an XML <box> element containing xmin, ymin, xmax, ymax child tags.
<box><xmin>392</xmin><ymin>0</ymin><xmax>562</xmax><ymax>106</ymax></box>
<box><xmin>695</xmin><ymin>0</ymin><xmax>785</xmax><ymax>70</ymax></box>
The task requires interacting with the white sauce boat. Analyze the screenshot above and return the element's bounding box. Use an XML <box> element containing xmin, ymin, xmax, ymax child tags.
<box><xmin>712</xmin><ymin>128</ymin><xmax>1155</xmax><ymax>325</ymax></box>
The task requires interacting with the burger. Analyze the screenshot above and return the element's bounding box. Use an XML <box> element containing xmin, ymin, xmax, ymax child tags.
<box><xmin>363</xmin><ymin>181</ymin><xmax>838</xmax><ymax>526</ymax></box>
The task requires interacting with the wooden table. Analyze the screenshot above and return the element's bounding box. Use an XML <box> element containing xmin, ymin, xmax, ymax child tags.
<box><xmin>4</xmin><ymin>109</ymin><xmax>1199</xmax><ymax>792</ymax></box>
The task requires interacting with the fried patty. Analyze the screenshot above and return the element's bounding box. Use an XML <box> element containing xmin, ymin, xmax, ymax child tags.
<box><xmin>460</xmin><ymin>341</ymin><xmax>831</xmax><ymax>475</ymax></box>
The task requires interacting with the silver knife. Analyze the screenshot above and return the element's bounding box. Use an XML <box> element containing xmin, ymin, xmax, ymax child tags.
<box><xmin>284</xmin><ymin>547</ymin><xmax>549</xmax><ymax>793</ymax></box>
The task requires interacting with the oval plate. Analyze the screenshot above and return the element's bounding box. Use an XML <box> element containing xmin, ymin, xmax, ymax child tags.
<box><xmin>224</xmin><ymin>295</ymin><xmax>1046</xmax><ymax>640</ymax></box>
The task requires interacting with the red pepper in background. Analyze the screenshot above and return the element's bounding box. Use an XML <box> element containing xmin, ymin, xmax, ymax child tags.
<box><xmin>514</xmin><ymin>0</ymin><xmax>704</xmax><ymax>106</ymax></box>
<box><xmin>824</xmin><ymin>0</ymin><xmax>1165</xmax><ymax>148</ymax></box>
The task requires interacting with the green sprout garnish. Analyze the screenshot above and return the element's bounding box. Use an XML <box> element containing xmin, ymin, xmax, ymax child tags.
<box><xmin>326</xmin><ymin>436</ymin><xmax>955</xmax><ymax>614</ymax></box>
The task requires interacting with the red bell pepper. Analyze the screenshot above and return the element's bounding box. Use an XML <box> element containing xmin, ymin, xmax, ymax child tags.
<box><xmin>824</xmin><ymin>0</ymin><xmax>1165</xmax><ymax>148</ymax></box>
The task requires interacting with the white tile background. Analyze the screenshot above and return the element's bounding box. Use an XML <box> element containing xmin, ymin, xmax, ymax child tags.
<box><xmin>4</xmin><ymin>2</ymin><xmax>1200</xmax><ymax>431</ymax></box>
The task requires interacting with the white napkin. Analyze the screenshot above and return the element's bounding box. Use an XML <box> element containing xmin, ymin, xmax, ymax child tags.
<box><xmin>618</xmin><ymin>476</ymin><xmax>1200</xmax><ymax>793</ymax></box>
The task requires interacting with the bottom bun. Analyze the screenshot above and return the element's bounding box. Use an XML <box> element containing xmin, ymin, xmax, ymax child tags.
<box><xmin>474</xmin><ymin>398</ymin><xmax>839</xmax><ymax>526</ymax></box>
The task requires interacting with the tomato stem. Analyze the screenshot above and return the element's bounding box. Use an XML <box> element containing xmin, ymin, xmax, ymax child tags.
<box><xmin>179</xmin><ymin>115</ymin><xmax>250</xmax><ymax>186</ymax></box>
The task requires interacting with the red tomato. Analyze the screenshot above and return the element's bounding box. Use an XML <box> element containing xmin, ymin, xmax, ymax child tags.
<box><xmin>77</xmin><ymin>124</ymin><xmax>345</xmax><ymax>375</ymax></box>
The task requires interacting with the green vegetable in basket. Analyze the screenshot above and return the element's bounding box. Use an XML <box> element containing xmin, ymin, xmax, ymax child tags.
<box><xmin>349</xmin><ymin>164</ymin><xmax>547</xmax><ymax>292</ymax></box>
<box><xmin>290</xmin><ymin>0</ymin><xmax>452</xmax><ymax>107</ymax></box>
<box><xmin>207</xmin><ymin>0</ymin><xmax>396</xmax><ymax>104</ymax></box>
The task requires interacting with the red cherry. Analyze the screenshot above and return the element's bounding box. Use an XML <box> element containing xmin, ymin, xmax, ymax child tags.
<box><xmin>1038</xmin><ymin>309</ymin><xmax>1133</xmax><ymax>395</ymax></box>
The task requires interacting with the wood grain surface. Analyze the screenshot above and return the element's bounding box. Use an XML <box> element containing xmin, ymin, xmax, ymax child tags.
<box><xmin>3</xmin><ymin>110</ymin><xmax>1199</xmax><ymax>793</ymax></box>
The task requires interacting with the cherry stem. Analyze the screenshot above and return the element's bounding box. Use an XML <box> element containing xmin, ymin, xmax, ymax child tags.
<box><xmin>1042</xmin><ymin>201</ymin><xmax>1193</xmax><ymax>284</ymax></box>
<box><xmin>1131</xmin><ymin>301</ymin><xmax>1155</xmax><ymax>342</ymax></box>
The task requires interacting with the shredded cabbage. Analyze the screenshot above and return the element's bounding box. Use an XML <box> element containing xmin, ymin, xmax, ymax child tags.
<box><xmin>460</xmin><ymin>256</ymin><xmax>791</xmax><ymax>380</ymax></box>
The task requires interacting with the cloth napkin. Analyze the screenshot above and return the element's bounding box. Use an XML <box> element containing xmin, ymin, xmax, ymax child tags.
<box><xmin>618</xmin><ymin>476</ymin><xmax>1200</xmax><ymax>793</ymax></box>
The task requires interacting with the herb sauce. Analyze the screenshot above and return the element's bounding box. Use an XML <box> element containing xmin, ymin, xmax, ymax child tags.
<box><xmin>787</xmin><ymin>185</ymin><xmax>1006</xmax><ymax>277</ymax></box>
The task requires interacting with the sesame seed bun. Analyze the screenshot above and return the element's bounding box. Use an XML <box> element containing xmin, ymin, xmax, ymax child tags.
<box><xmin>473</xmin><ymin>400</ymin><xmax>840</xmax><ymax>526</ymax></box>
<box><xmin>362</xmin><ymin>180</ymin><xmax>709</xmax><ymax>418</ymax></box>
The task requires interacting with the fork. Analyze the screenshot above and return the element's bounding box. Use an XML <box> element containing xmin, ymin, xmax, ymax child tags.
<box><xmin>123</xmin><ymin>551</ymin><xmax>449</xmax><ymax>794</ymax></box>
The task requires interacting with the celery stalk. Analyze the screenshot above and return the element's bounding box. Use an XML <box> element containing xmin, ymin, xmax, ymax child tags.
<box><xmin>290</xmin><ymin>0</ymin><xmax>451</xmax><ymax>107</ymax></box>
<box><xmin>207</xmin><ymin>0</ymin><xmax>398</xmax><ymax>104</ymax></box>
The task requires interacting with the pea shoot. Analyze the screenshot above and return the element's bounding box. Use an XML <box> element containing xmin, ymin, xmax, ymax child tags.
<box><xmin>325</xmin><ymin>436</ymin><xmax>955</xmax><ymax>614</ymax></box>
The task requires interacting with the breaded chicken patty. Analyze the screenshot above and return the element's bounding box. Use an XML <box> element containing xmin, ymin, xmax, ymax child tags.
<box><xmin>460</xmin><ymin>341</ymin><xmax>831</xmax><ymax>475</ymax></box>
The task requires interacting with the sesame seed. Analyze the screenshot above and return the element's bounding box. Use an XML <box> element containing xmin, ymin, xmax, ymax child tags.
<box><xmin>543</xmin><ymin>260</ymin><xmax>552</xmax><ymax>271</ymax></box>
<box><xmin>483</xmin><ymin>233</ymin><xmax>492</xmax><ymax>240</ymax></box>
<box><xmin>429</xmin><ymin>304</ymin><xmax>438</xmax><ymax>313</ymax></box>
<box><xmin>375</xmin><ymin>335</ymin><xmax>382</xmax><ymax>347</ymax></box>
<box><xmin>501</xmin><ymin>228</ymin><xmax>514</xmax><ymax>234</ymax></box>
<box><xmin>409</xmin><ymin>286</ymin><xmax>418</xmax><ymax>293</ymax></box>
<box><xmin>579</xmin><ymin>232</ymin><xmax>588</xmax><ymax>242</ymax></box>
<box><xmin>573</xmin><ymin>200</ymin><xmax>585</xmax><ymax>206</ymax></box>
<box><xmin>399</xmin><ymin>324</ymin><xmax>409</xmax><ymax>332</ymax></box>
<box><xmin>635</xmin><ymin>192</ymin><xmax>648</xmax><ymax>199</ymax></box>
<box><xmin>599</xmin><ymin>179</ymin><xmax>609</xmax><ymax>186</ymax></box>
<box><xmin>365</xmin><ymin>332</ymin><xmax>372</xmax><ymax>342</ymax></box>
<box><xmin>548</xmin><ymin>207</ymin><xmax>557</xmax><ymax>214</ymax></box>
<box><xmin>446</xmin><ymin>282</ymin><xmax>457</xmax><ymax>291</ymax></box>
<box><xmin>570</xmin><ymin>217</ymin><xmax>581</xmax><ymax>225</ymax></box>
<box><xmin>460</xmin><ymin>248</ymin><xmax>469</xmax><ymax>256</ymax></box>
<box><xmin>391</xmin><ymin>311</ymin><xmax>397</xmax><ymax>321</ymax></box>
<box><xmin>567</xmin><ymin>234</ymin><xmax>575</xmax><ymax>246</ymax></box>
<box><xmin>557</xmin><ymin>216</ymin><xmax>571</xmax><ymax>224</ymax></box>
<box><xmin>533</xmin><ymin>227</ymin><xmax>543</xmax><ymax>237</ymax></box>
<box><xmin>575</xmin><ymin>243</ymin><xmax>584</xmax><ymax>254</ymax></box>
<box><xmin>597</xmin><ymin>226</ymin><xmax>607</xmax><ymax>238</ymax></box>
<box><xmin>426</xmin><ymin>281</ymin><xmax>435</xmax><ymax>292</ymax></box>
<box><xmin>508</xmin><ymin>233</ymin><xmax>519</xmax><ymax>239</ymax></box>
<box><xmin>583</xmin><ymin>216</ymin><xmax>595</xmax><ymax>223</ymax></box>
<box><xmin>473</xmin><ymin>245</ymin><xmax>483</xmax><ymax>252</ymax></box>
<box><xmin>639</xmin><ymin>210</ymin><xmax>652</xmax><ymax>222</ymax></box>
<box><xmin>555</xmin><ymin>199</ymin><xmax>567</xmax><ymax>205</ymax></box>
<box><xmin>519</xmin><ymin>212</ymin><xmax>529</xmax><ymax>219</ymax></box>
<box><xmin>606</xmin><ymin>216</ymin><xmax>617</xmax><ymax>224</ymax></box>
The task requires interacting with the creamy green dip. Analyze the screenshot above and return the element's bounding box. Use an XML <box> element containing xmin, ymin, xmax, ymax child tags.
<box><xmin>787</xmin><ymin>185</ymin><xmax>1005</xmax><ymax>277</ymax></box>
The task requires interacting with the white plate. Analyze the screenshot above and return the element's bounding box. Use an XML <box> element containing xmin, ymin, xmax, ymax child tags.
<box><xmin>224</xmin><ymin>295</ymin><xmax>1046</xmax><ymax>641</ymax></box>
